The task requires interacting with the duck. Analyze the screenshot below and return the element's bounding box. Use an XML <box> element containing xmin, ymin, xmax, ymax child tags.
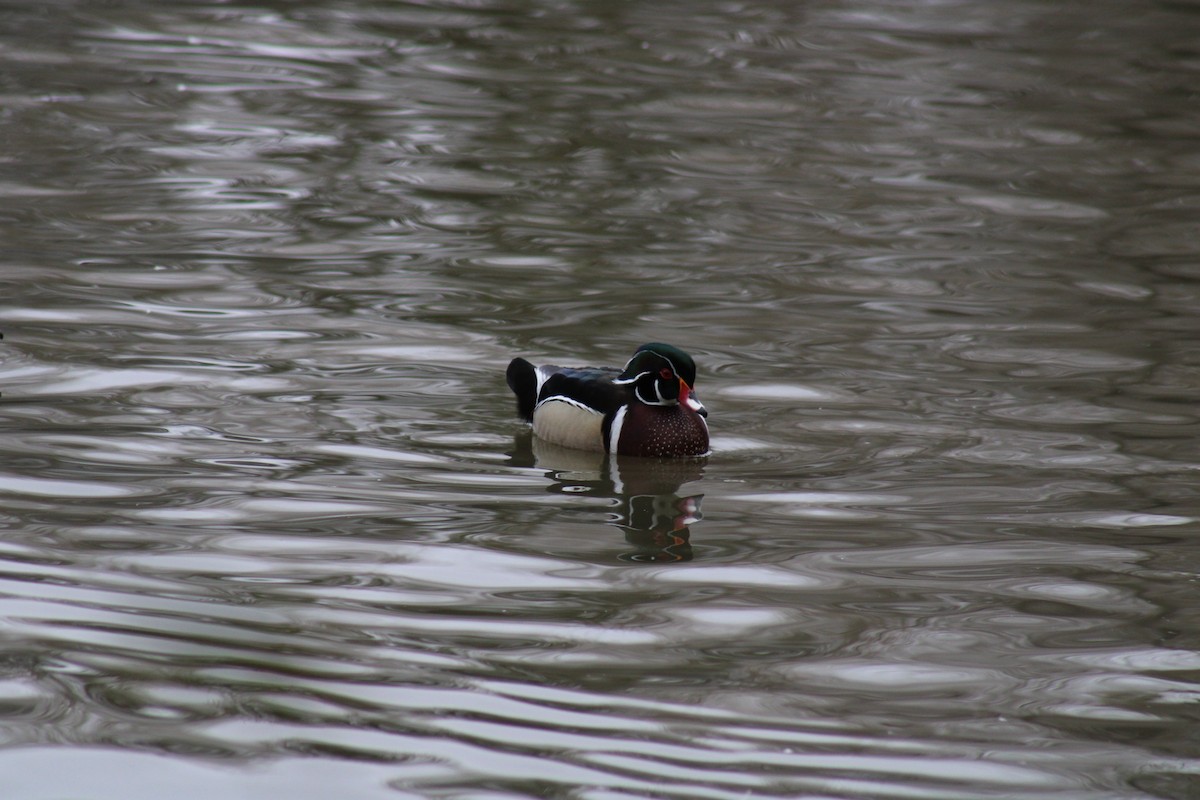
<box><xmin>506</xmin><ymin>342</ymin><xmax>710</xmax><ymax>458</ymax></box>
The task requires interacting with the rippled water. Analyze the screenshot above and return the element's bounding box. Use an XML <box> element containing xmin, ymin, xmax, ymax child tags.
<box><xmin>2</xmin><ymin>1</ymin><xmax>1199</xmax><ymax>797</ymax></box>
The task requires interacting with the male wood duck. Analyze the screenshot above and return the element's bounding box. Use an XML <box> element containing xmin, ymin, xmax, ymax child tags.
<box><xmin>506</xmin><ymin>343</ymin><xmax>710</xmax><ymax>458</ymax></box>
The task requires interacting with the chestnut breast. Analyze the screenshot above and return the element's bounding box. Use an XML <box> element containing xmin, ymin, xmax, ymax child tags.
<box><xmin>615</xmin><ymin>403</ymin><xmax>710</xmax><ymax>458</ymax></box>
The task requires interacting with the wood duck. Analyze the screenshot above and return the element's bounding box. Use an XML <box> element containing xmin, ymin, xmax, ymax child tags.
<box><xmin>506</xmin><ymin>343</ymin><xmax>710</xmax><ymax>458</ymax></box>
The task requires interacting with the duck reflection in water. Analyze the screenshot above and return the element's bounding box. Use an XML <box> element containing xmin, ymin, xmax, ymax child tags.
<box><xmin>508</xmin><ymin>432</ymin><xmax>705</xmax><ymax>563</ymax></box>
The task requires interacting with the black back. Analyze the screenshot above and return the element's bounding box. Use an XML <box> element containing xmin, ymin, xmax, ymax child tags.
<box><xmin>538</xmin><ymin>366</ymin><xmax>628</xmax><ymax>416</ymax></box>
<box><xmin>507</xmin><ymin>359</ymin><xmax>631</xmax><ymax>422</ymax></box>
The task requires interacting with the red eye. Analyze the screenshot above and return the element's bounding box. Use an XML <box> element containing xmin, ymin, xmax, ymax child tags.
<box><xmin>660</xmin><ymin>367</ymin><xmax>673</xmax><ymax>379</ymax></box>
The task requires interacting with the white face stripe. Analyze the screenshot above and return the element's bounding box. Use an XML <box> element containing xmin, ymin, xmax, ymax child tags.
<box><xmin>634</xmin><ymin>385</ymin><xmax>673</xmax><ymax>406</ymax></box>
<box><xmin>611</xmin><ymin>370</ymin><xmax>649</xmax><ymax>386</ymax></box>
<box><xmin>622</xmin><ymin>349</ymin><xmax>680</xmax><ymax>376</ymax></box>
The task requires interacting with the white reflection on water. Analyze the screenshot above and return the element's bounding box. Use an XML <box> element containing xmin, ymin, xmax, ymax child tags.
<box><xmin>0</xmin><ymin>473</ymin><xmax>143</xmax><ymax>498</ymax></box>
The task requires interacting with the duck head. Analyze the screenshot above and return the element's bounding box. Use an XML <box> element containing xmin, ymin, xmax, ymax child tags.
<box><xmin>613</xmin><ymin>343</ymin><xmax>707</xmax><ymax>416</ymax></box>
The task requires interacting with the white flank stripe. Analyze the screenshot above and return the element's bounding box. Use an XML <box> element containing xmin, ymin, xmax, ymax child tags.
<box><xmin>535</xmin><ymin>395</ymin><xmax>599</xmax><ymax>414</ymax></box>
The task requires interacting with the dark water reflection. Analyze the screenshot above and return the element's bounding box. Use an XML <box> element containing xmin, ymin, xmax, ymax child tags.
<box><xmin>2</xmin><ymin>0</ymin><xmax>1200</xmax><ymax>797</ymax></box>
<box><xmin>510</xmin><ymin>435</ymin><xmax>705</xmax><ymax>562</ymax></box>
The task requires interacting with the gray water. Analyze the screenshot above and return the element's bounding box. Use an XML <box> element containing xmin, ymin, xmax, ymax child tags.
<box><xmin>2</xmin><ymin>1</ymin><xmax>1199</xmax><ymax>798</ymax></box>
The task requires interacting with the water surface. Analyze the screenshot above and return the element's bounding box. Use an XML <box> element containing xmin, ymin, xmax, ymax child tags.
<box><xmin>1</xmin><ymin>0</ymin><xmax>1199</xmax><ymax>798</ymax></box>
